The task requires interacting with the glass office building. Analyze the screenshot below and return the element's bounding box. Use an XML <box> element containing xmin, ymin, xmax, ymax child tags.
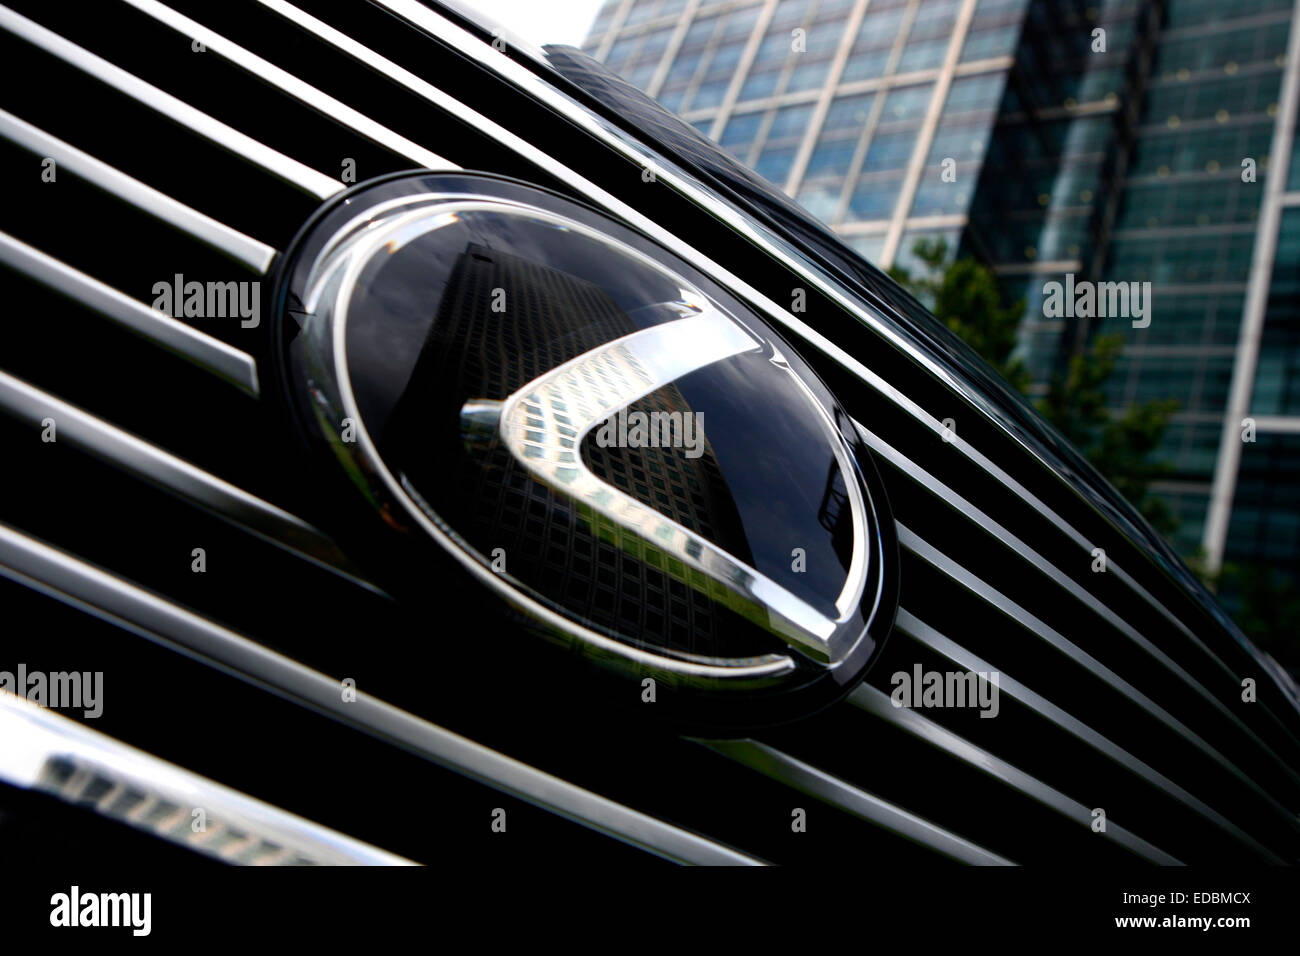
<box><xmin>585</xmin><ymin>0</ymin><xmax>1027</xmax><ymax>266</ymax></box>
<box><xmin>584</xmin><ymin>0</ymin><xmax>1300</xmax><ymax>592</ymax></box>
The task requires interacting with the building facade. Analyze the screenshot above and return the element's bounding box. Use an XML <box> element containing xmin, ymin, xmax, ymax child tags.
<box><xmin>583</xmin><ymin>0</ymin><xmax>1300</xmax><ymax>603</ymax></box>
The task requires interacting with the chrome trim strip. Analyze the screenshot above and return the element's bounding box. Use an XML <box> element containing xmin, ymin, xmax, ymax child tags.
<box><xmin>0</xmin><ymin>107</ymin><xmax>276</xmax><ymax>274</ymax></box>
<box><xmin>255</xmin><ymin>0</ymin><xmax>598</xmax><ymax>190</ymax></box>
<box><xmin>0</xmin><ymin>690</ymin><xmax>414</xmax><ymax>866</ymax></box>
<box><xmin>896</xmin><ymin>522</ymin><xmax>1300</xmax><ymax>834</ymax></box>
<box><xmin>0</xmin><ymin>523</ymin><xmax>764</xmax><ymax>866</ymax></box>
<box><xmin>700</xmin><ymin>738</ymin><xmax>1015</xmax><ymax>866</ymax></box>
<box><xmin>860</xmin><ymin>422</ymin><xmax>1300</xmax><ymax>773</ymax></box>
<box><xmin>847</xmin><ymin>684</ymin><xmax>1182</xmax><ymax>865</ymax></box>
<box><xmin>0</xmin><ymin>231</ymin><xmax>259</xmax><ymax>396</ymax></box>
<box><xmin>494</xmin><ymin>312</ymin><xmax>846</xmax><ymax>659</ymax></box>
<box><xmin>120</xmin><ymin>0</ymin><xmax>458</xmax><ymax>174</ymax></box>
<box><xmin>365</xmin><ymin>0</ymin><xmax>1277</xmax><ymax>715</ymax></box>
<box><xmin>894</xmin><ymin>608</ymin><xmax>1283</xmax><ymax>862</ymax></box>
<box><xmin>0</xmin><ymin>369</ymin><xmax>378</xmax><ymax>594</ymax></box>
<box><xmin>0</xmin><ymin>5</ymin><xmax>343</xmax><ymax>200</ymax></box>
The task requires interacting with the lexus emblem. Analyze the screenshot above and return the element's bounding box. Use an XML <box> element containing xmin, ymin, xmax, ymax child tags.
<box><xmin>274</xmin><ymin>173</ymin><xmax>897</xmax><ymax>727</ymax></box>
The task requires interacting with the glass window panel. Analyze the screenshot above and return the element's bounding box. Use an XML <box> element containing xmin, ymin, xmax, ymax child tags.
<box><xmin>862</xmin><ymin>127</ymin><xmax>922</xmax><ymax>172</ymax></box>
<box><xmin>910</xmin><ymin>168</ymin><xmax>974</xmax><ymax>215</ymax></box>
<box><xmin>624</xmin><ymin>63</ymin><xmax>656</xmax><ymax>88</ymax></box>
<box><xmin>591</xmin><ymin>0</ymin><xmax>621</xmax><ymax>34</ymax></box>
<box><xmin>738</xmin><ymin>68</ymin><xmax>782</xmax><ymax>103</ymax></box>
<box><xmin>690</xmin><ymin>79</ymin><xmax>730</xmax><ymax>110</ymax></box>
<box><xmin>840</xmin><ymin>47</ymin><xmax>895</xmax><ymax>83</ymax></box>
<box><xmin>722</xmin><ymin>6</ymin><xmax>762</xmax><ymax>37</ymax></box>
<box><xmin>898</xmin><ymin>37</ymin><xmax>951</xmax><ymax>73</ymax></box>
<box><xmin>848</xmin><ymin>172</ymin><xmax>905</xmax><ymax>219</ymax></box>
<box><xmin>754</xmin><ymin>143</ymin><xmax>799</xmax><ymax>184</ymax></box>
<box><xmin>625</xmin><ymin>2</ymin><xmax>660</xmax><ymax>26</ymax></box>
<box><xmin>969</xmin><ymin>0</ymin><xmax>1028</xmax><ymax>30</ymax></box>
<box><xmin>683</xmin><ymin>15</ymin><xmax>722</xmax><ymax>49</ymax></box>
<box><xmin>823</xmin><ymin>91</ymin><xmax>877</xmax><ymax>133</ymax></box>
<box><xmin>805</xmin><ymin>137</ymin><xmax>860</xmax><ymax>179</ymax></box>
<box><xmin>845</xmin><ymin>234</ymin><xmax>887</xmax><ymax>264</ymax></box>
<box><xmin>943</xmin><ymin>72</ymin><xmax>1006</xmax><ymax>114</ymax></box>
<box><xmin>720</xmin><ymin>110</ymin><xmax>764</xmax><ymax>147</ymax></box>
<box><xmin>1250</xmin><ymin>209</ymin><xmax>1300</xmax><ymax>414</ymax></box>
<box><xmin>787</xmin><ymin>58</ymin><xmax>834</xmax><ymax>92</ymax></box>
<box><xmin>797</xmin><ymin>181</ymin><xmax>842</xmax><ymax>221</ymax></box>
<box><xmin>657</xmin><ymin>87</ymin><xmax>686</xmax><ymax>113</ymax></box>
<box><xmin>927</xmin><ymin>121</ymin><xmax>992</xmax><ymax>164</ymax></box>
<box><xmin>705</xmin><ymin>39</ymin><xmax>747</xmax><ymax>77</ymax></box>
<box><xmin>766</xmin><ymin>102</ymin><xmax>816</xmax><ymax>141</ymax></box>
<box><xmin>961</xmin><ymin>24</ymin><xmax>1020</xmax><ymax>61</ymax></box>
<box><xmin>880</xmin><ymin>83</ymin><xmax>935</xmax><ymax>123</ymax></box>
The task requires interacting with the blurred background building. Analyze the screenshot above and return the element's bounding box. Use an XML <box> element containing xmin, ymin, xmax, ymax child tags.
<box><xmin>582</xmin><ymin>0</ymin><xmax>1300</xmax><ymax>615</ymax></box>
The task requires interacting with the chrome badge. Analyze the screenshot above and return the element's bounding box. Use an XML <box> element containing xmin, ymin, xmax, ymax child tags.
<box><xmin>274</xmin><ymin>174</ymin><xmax>896</xmax><ymax>727</ymax></box>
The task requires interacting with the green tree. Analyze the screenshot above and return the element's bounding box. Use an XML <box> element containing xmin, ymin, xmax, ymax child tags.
<box><xmin>889</xmin><ymin>238</ymin><xmax>1030</xmax><ymax>392</ymax></box>
<box><xmin>890</xmin><ymin>238</ymin><xmax>1178</xmax><ymax>535</ymax></box>
<box><xmin>1192</xmin><ymin>558</ymin><xmax>1300</xmax><ymax>666</ymax></box>
<box><xmin>1038</xmin><ymin>334</ymin><xmax>1179</xmax><ymax>535</ymax></box>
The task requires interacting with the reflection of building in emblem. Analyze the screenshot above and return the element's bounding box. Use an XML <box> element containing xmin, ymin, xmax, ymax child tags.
<box><xmin>383</xmin><ymin>242</ymin><xmax>768</xmax><ymax>658</ymax></box>
<box><xmin>817</xmin><ymin>458</ymin><xmax>854</xmax><ymax>570</ymax></box>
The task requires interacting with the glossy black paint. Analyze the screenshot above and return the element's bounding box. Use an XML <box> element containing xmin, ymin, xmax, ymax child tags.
<box><xmin>1</xmin><ymin>0</ymin><xmax>1297</xmax><ymax>866</ymax></box>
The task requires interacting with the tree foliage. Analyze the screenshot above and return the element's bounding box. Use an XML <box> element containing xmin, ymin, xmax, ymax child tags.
<box><xmin>889</xmin><ymin>238</ymin><xmax>1299</xmax><ymax>672</ymax></box>
<box><xmin>890</xmin><ymin>238</ymin><xmax>1178</xmax><ymax>535</ymax></box>
<box><xmin>1038</xmin><ymin>333</ymin><xmax>1180</xmax><ymax>535</ymax></box>
<box><xmin>889</xmin><ymin>238</ymin><xmax>1030</xmax><ymax>393</ymax></box>
<box><xmin>1192</xmin><ymin>557</ymin><xmax>1300</xmax><ymax>667</ymax></box>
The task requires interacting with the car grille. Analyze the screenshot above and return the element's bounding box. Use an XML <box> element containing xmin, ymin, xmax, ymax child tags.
<box><xmin>1</xmin><ymin>0</ymin><xmax>1298</xmax><ymax>866</ymax></box>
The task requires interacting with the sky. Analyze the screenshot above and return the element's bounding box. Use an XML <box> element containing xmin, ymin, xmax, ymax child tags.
<box><xmin>459</xmin><ymin>0</ymin><xmax>605</xmax><ymax>47</ymax></box>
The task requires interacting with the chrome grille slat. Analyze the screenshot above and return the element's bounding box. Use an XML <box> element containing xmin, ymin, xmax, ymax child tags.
<box><xmin>119</xmin><ymin>0</ymin><xmax>458</xmax><ymax>175</ymax></box>
<box><xmin>894</xmin><ymin>608</ymin><xmax>1283</xmax><ymax>862</ymax></box>
<box><xmin>0</xmin><ymin>230</ymin><xmax>259</xmax><ymax>394</ymax></box>
<box><xmin>0</xmin><ymin>106</ymin><xmax>276</xmax><ymax>273</ymax></box>
<box><xmin>0</xmin><ymin>368</ymin><xmax>377</xmax><ymax>593</ymax></box>
<box><xmin>0</xmin><ymin>522</ymin><xmax>763</xmax><ymax>866</ymax></box>
<box><xmin>0</xmin><ymin>4</ymin><xmax>343</xmax><ymax>200</ymax></box>
<box><xmin>846</xmin><ymin>684</ymin><xmax>1182</xmax><ymax>865</ymax></box>
<box><xmin>0</xmin><ymin>690</ymin><xmax>415</xmax><ymax>865</ymax></box>
<box><xmin>897</xmin><ymin>522</ymin><xmax>1300</xmax><ymax>836</ymax></box>
<box><xmin>700</xmin><ymin>738</ymin><xmax>1015</xmax><ymax>866</ymax></box>
<box><xmin>861</xmin><ymin>421</ymin><xmax>1300</xmax><ymax>770</ymax></box>
<box><xmin>254</xmin><ymin>0</ymin><xmax>567</xmax><ymax>180</ymax></box>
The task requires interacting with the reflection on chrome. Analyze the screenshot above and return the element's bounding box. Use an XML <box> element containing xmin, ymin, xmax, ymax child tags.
<box><xmin>473</xmin><ymin>309</ymin><xmax>843</xmax><ymax>664</ymax></box>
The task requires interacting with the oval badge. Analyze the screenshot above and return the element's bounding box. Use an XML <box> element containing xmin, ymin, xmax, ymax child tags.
<box><xmin>274</xmin><ymin>174</ymin><xmax>897</xmax><ymax>728</ymax></box>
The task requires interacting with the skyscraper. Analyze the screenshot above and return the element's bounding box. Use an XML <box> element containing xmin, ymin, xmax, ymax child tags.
<box><xmin>585</xmin><ymin>0</ymin><xmax>1028</xmax><ymax>267</ymax></box>
<box><xmin>584</xmin><ymin>0</ymin><xmax>1300</xmax><ymax>605</ymax></box>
